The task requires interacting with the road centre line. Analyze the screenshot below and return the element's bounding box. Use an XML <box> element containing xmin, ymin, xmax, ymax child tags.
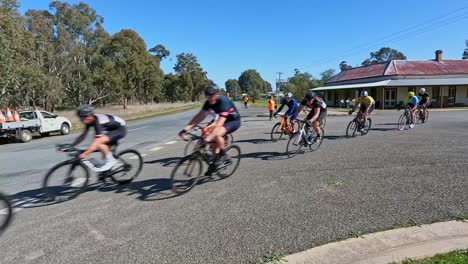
<box><xmin>165</xmin><ymin>141</ymin><xmax>177</xmax><ymax>145</ymax></box>
<box><xmin>128</xmin><ymin>126</ymin><xmax>149</xmax><ymax>132</ymax></box>
<box><xmin>150</xmin><ymin>147</ymin><xmax>163</xmax><ymax>152</ymax></box>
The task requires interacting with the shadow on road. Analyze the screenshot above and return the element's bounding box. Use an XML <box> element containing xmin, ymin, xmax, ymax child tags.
<box><xmin>371</xmin><ymin>128</ymin><xmax>397</xmax><ymax>131</ymax></box>
<box><xmin>144</xmin><ymin>157</ymin><xmax>181</xmax><ymax>167</ymax></box>
<box><xmin>241</xmin><ymin>151</ymin><xmax>288</xmax><ymax>161</ymax></box>
<box><xmin>375</xmin><ymin>123</ymin><xmax>399</xmax><ymax>126</ymax></box>
<box><xmin>235</xmin><ymin>138</ymin><xmax>273</xmax><ymax>144</ymax></box>
<box><xmin>324</xmin><ymin>135</ymin><xmax>348</xmax><ymax>140</ymax></box>
<box><xmin>119</xmin><ymin>178</ymin><xmax>176</xmax><ymax>201</ymax></box>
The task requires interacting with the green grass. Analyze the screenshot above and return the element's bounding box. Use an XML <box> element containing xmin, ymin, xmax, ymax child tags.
<box><xmin>251</xmin><ymin>253</ymin><xmax>287</xmax><ymax>264</ymax></box>
<box><xmin>389</xmin><ymin>249</ymin><xmax>468</xmax><ymax>264</ymax></box>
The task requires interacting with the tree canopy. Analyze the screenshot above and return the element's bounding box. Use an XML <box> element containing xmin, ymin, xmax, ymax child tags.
<box><xmin>361</xmin><ymin>47</ymin><xmax>407</xmax><ymax>66</ymax></box>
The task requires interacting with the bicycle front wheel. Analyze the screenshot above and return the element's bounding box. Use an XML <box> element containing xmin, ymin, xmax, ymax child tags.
<box><xmin>346</xmin><ymin>120</ymin><xmax>358</xmax><ymax>138</ymax></box>
<box><xmin>309</xmin><ymin>127</ymin><xmax>325</xmax><ymax>152</ymax></box>
<box><xmin>43</xmin><ymin>161</ymin><xmax>89</xmax><ymax>201</ymax></box>
<box><xmin>217</xmin><ymin>145</ymin><xmax>241</xmax><ymax>179</ymax></box>
<box><xmin>110</xmin><ymin>149</ymin><xmax>143</xmax><ymax>184</ymax></box>
<box><xmin>170</xmin><ymin>156</ymin><xmax>203</xmax><ymax>194</ymax></box>
<box><xmin>415</xmin><ymin>109</ymin><xmax>422</xmax><ymax>124</ymax></box>
<box><xmin>224</xmin><ymin>133</ymin><xmax>234</xmax><ymax>147</ymax></box>
<box><xmin>0</xmin><ymin>193</ymin><xmax>13</xmax><ymax>233</ymax></box>
<box><xmin>398</xmin><ymin>114</ymin><xmax>408</xmax><ymax>131</ymax></box>
<box><xmin>286</xmin><ymin>132</ymin><xmax>304</xmax><ymax>158</ymax></box>
<box><xmin>271</xmin><ymin>122</ymin><xmax>284</xmax><ymax>142</ymax></box>
<box><xmin>184</xmin><ymin>138</ymin><xmax>203</xmax><ymax>156</ymax></box>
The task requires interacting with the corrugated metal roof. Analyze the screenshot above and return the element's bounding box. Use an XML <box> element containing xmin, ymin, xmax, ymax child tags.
<box><xmin>313</xmin><ymin>78</ymin><xmax>468</xmax><ymax>91</ymax></box>
<box><xmin>326</xmin><ymin>60</ymin><xmax>468</xmax><ymax>84</ymax></box>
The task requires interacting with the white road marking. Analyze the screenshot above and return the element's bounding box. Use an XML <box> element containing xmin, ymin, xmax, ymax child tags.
<box><xmin>130</xmin><ymin>154</ymin><xmax>146</xmax><ymax>159</ymax></box>
<box><xmin>150</xmin><ymin>147</ymin><xmax>163</xmax><ymax>152</ymax></box>
<box><xmin>165</xmin><ymin>141</ymin><xmax>177</xmax><ymax>145</ymax></box>
<box><xmin>128</xmin><ymin>126</ymin><xmax>149</xmax><ymax>132</ymax></box>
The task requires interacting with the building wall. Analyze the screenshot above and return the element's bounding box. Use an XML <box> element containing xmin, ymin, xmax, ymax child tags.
<box><xmin>455</xmin><ymin>86</ymin><xmax>467</xmax><ymax>105</ymax></box>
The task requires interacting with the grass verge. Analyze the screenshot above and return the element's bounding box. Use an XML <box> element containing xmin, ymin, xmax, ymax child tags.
<box><xmin>390</xmin><ymin>249</ymin><xmax>468</xmax><ymax>264</ymax></box>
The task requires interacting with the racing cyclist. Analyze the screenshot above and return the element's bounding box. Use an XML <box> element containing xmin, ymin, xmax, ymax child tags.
<box><xmin>180</xmin><ymin>83</ymin><xmax>241</xmax><ymax>173</ymax></box>
<box><xmin>349</xmin><ymin>91</ymin><xmax>375</xmax><ymax>132</ymax></box>
<box><xmin>274</xmin><ymin>92</ymin><xmax>299</xmax><ymax>133</ymax></box>
<box><xmin>418</xmin><ymin>88</ymin><xmax>430</xmax><ymax>123</ymax></box>
<box><xmin>404</xmin><ymin>91</ymin><xmax>419</xmax><ymax>129</ymax></box>
<box><xmin>296</xmin><ymin>90</ymin><xmax>327</xmax><ymax>144</ymax></box>
<box><xmin>74</xmin><ymin>105</ymin><xmax>127</xmax><ymax>171</ymax></box>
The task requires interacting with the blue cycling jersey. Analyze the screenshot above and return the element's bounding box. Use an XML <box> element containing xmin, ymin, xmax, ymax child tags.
<box><xmin>277</xmin><ymin>98</ymin><xmax>299</xmax><ymax>116</ymax></box>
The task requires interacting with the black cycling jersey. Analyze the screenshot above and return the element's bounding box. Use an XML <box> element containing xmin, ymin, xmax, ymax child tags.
<box><xmin>85</xmin><ymin>114</ymin><xmax>126</xmax><ymax>135</ymax></box>
<box><xmin>301</xmin><ymin>97</ymin><xmax>327</xmax><ymax>111</ymax></box>
<box><xmin>419</xmin><ymin>93</ymin><xmax>430</xmax><ymax>104</ymax></box>
<box><xmin>202</xmin><ymin>95</ymin><xmax>240</xmax><ymax>122</ymax></box>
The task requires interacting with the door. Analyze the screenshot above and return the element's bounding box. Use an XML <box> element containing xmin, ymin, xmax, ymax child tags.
<box><xmin>384</xmin><ymin>88</ymin><xmax>397</xmax><ymax>108</ymax></box>
<box><xmin>40</xmin><ymin>111</ymin><xmax>58</xmax><ymax>132</ymax></box>
<box><xmin>448</xmin><ymin>86</ymin><xmax>456</xmax><ymax>106</ymax></box>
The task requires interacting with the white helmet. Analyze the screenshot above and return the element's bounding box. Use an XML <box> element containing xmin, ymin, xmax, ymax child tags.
<box><xmin>360</xmin><ymin>91</ymin><xmax>368</xmax><ymax>97</ymax></box>
<box><xmin>419</xmin><ymin>88</ymin><xmax>426</xmax><ymax>93</ymax></box>
<box><xmin>285</xmin><ymin>92</ymin><xmax>292</xmax><ymax>98</ymax></box>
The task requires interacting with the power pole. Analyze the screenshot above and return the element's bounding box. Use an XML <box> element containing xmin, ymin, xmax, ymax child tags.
<box><xmin>276</xmin><ymin>72</ymin><xmax>283</xmax><ymax>105</ymax></box>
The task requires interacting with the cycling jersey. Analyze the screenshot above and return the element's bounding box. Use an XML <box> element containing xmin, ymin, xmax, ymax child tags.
<box><xmin>301</xmin><ymin>96</ymin><xmax>327</xmax><ymax>110</ymax></box>
<box><xmin>419</xmin><ymin>93</ymin><xmax>430</xmax><ymax>104</ymax></box>
<box><xmin>85</xmin><ymin>114</ymin><xmax>126</xmax><ymax>135</ymax></box>
<box><xmin>277</xmin><ymin>98</ymin><xmax>300</xmax><ymax>117</ymax></box>
<box><xmin>356</xmin><ymin>96</ymin><xmax>375</xmax><ymax>106</ymax></box>
<box><xmin>202</xmin><ymin>95</ymin><xmax>240</xmax><ymax>122</ymax></box>
<box><xmin>404</xmin><ymin>96</ymin><xmax>419</xmax><ymax>105</ymax></box>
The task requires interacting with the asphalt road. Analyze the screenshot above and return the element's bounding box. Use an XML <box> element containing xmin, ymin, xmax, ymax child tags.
<box><xmin>0</xmin><ymin>107</ymin><xmax>467</xmax><ymax>264</ymax></box>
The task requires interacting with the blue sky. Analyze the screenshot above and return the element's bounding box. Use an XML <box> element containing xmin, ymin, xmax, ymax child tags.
<box><xmin>19</xmin><ymin>0</ymin><xmax>468</xmax><ymax>88</ymax></box>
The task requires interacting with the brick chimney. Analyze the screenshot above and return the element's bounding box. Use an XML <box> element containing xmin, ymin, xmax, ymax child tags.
<box><xmin>435</xmin><ymin>50</ymin><xmax>443</xmax><ymax>62</ymax></box>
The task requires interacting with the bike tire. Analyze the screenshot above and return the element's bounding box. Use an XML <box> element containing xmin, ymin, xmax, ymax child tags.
<box><xmin>110</xmin><ymin>149</ymin><xmax>143</xmax><ymax>184</ymax></box>
<box><xmin>271</xmin><ymin>122</ymin><xmax>284</xmax><ymax>142</ymax></box>
<box><xmin>415</xmin><ymin>109</ymin><xmax>422</xmax><ymax>124</ymax></box>
<box><xmin>346</xmin><ymin>120</ymin><xmax>358</xmax><ymax>138</ymax></box>
<box><xmin>43</xmin><ymin>161</ymin><xmax>89</xmax><ymax>201</ymax></box>
<box><xmin>309</xmin><ymin>127</ymin><xmax>325</xmax><ymax>152</ymax></box>
<box><xmin>217</xmin><ymin>145</ymin><xmax>241</xmax><ymax>179</ymax></box>
<box><xmin>184</xmin><ymin>137</ymin><xmax>203</xmax><ymax>156</ymax></box>
<box><xmin>286</xmin><ymin>132</ymin><xmax>304</xmax><ymax>158</ymax></box>
<box><xmin>321</xmin><ymin>117</ymin><xmax>327</xmax><ymax>128</ymax></box>
<box><xmin>398</xmin><ymin>114</ymin><xmax>408</xmax><ymax>131</ymax></box>
<box><xmin>170</xmin><ymin>156</ymin><xmax>203</xmax><ymax>194</ymax></box>
<box><xmin>361</xmin><ymin>118</ymin><xmax>372</xmax><ymax>135</ymax></box>
<box><xmin>0</xmin><ymin>193</ymin><xmax>13</xmax><ymax>234</ymax></box>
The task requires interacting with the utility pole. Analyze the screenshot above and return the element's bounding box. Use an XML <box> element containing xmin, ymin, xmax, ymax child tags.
<box><xmin>276</xmin><ymin>72</ymin><xmax>283</xmax><ymax>106</ymax></box>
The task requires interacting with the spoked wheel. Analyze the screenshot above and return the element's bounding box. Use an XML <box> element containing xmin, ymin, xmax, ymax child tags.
<box><xmin>43</xmin><ymin>161</ymin><xmax>89</xmax><ymax>201</ymax></box>
<box><xmin>425</xmin><ymin>110</ymin><xmax>429</xmax><ymax>123</ymax></box>
<box><xmin>309</xmin><ymin>127</ymin><xmax>325</xmax><ymax>151</ymax></box>
<box><xmin>170</xmin><ymin>156</ymin><xmax>203</xmax><ymax>194</ymax></box>
<box><xmin>346</xmin><ymin>120</ymin><xmax>358</xmax><ymax>138</ymax></box>
<box><xmin>110</xmin><ymin>149</ymin><xmax>143</xmax><ymax>184</ymax></box>
<box><xmin>415</xmin><ymin>110</ymin><xmax>422</xmax><ymax>124</ymax></box>
<box><xmin>0</xmin><ymin>193</ymin><xmax>13</xmax><ymax>234</ymax></box>
<box><xmin>321</xmin><ymin>117</ymin><xmax>327</xmax><ymax>128</ymax></box>
<box><xmin>398</xmin><ymin>114</ymin><xmax>409</xmax><ymax>131</ymax></box>
<box><xmin>223</xmin><ymin>133</ymin><xmax>234</xmax><ymax>148</ymax></box>
<box><xmin>361</xmin><ymin>118</ymin><xmax>372</xmax><ymax>135</ymax></box>
<box><xmin>217</xmin><ymin>145</ymin><xmax>241</xmax><ymax>179</ymax></box>
<box><xmin>271</xmin><ymin>122</ymin><xmax>284</xmax><ymax>142</ymax></box>
<box><xmin>286</xmin><ymin>132</ymin><xmax>304</xmax><ymax>158</ymax></box>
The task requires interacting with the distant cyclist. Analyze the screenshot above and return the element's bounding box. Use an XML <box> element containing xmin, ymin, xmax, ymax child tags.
<box><xmin>274</xmin><ymin>92</ymin><xmax>299</xmax><ymax>132</ymax></box>
<box><xmin>349</xmin><ymin>91</ymin><xmax>375</xmax><ymax>131</ymax></box>
<box><xmin>74</xmin><ymin>105</ymin><xmax>127</xmax><ymax>171</ymax></box>
<box><xmin>418</xmin><ymin>88</ymin><xmax>430</xmax><ymax>123</ymax></box>
<box><xmin>179</xmin><ymin>83</ymin><xmax>241</xmax><ymax>173</ymax></box>
<box><xmin>296</xmin><ymin>90</ymin><xmax>327</xmax><ymax>144</ymax></box>
<box><xmin>404</xmin><ymin>91</ymin><xmax>419</xmax><ymax>129</ymax></box>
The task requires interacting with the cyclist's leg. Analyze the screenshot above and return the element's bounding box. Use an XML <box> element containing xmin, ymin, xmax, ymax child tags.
<box><xmin>290</xmin><ymin>113</ymin><xmax>299</xmax><ymax>132</ymax></box>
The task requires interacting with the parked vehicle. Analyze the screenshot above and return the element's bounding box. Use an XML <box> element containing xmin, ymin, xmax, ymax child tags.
<box><xmin>0</xmin><ymin>110</ymin><xmax>72</xmax><ymax>143</ymax></box>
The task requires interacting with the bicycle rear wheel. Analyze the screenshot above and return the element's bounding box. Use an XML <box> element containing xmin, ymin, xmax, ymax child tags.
<box><xmin>286</xmin><ymin>132</ymin><xmax>304</xmax><ymax>158</ymax></box>
<box><xmin>0</xmin><ymin>193</ymin><xmax>12</xmax><ymax>233</ymax></box>
<box><xmin>361</xmin><ymin>118</ymin><xmax>372</xmax><ymax>135</ymax></box>
<box><xmin>346</xmin><ymin>120</ymin><xmax>358</xmax><ymax>138</ymax></box>
<box><xmin>170</xmin><ymin>156</ymin><xmax>203</xmax><ymax>194</ymax></box>
<box><xmin>217</xmin><ymin>145</ymin><xmax>241</xmax><ymax>179</ymax></box>
<box><xmin>43</xmin><ymin>161</ymin><xmax>89</xmax><ymax>201</ymax></box>
<box><xmin>110</xmin><ymin>149</ymin><xmax>143</xmax><ymax>184</ymax></box>
<box><xmin>309</xmin><ymin>127</ymin><xmax>324</xmax><ymax>152</ymax></box>
<box><xmin>415</xmin><ymin>109</ymin><xmax>422</xmax><ymax>124</ymax></box>
<box><xmin>270</xmin><ymin>122</ymin><xmax>284</xmax><ymax>142</ymax></box>
<box><xmin>398</xmin><ymin>114</ymin><xmax>409</xmax><ymax>131</ymax></box>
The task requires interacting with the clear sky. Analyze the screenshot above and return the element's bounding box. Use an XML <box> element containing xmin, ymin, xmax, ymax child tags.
<box><xmin>18</xmin><ymin>0</ymin><xmax>468</xmax><ymax>88</ymax></box>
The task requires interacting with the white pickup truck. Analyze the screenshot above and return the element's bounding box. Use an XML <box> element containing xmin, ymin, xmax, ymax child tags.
<box><xmin>0</xmin><ymin>110</ymin><xmax>72</xmax><ymax>143</ymax></box>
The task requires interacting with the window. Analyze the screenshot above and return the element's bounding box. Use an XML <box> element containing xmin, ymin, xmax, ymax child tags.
<box><xmin>432</xmin><ymin>87</ymin><xmax>440</xmax><ymax>99</ymax></box>
<box><xmin>41</xmin><ymin>111</ymin><xmax>55</xmax><ymax>119</ymax></box>
<box><xmin>19</xmin><ymin>112</ymin><xmax>37</xmax><ymax>120</ymax></box>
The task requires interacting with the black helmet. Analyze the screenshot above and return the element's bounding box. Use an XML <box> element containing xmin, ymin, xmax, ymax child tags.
<box><xmin>205</xmin><ymin>83</ymin><xmax>220</xmax><ymax>96</ymax></box>
<box><xmin>76</xmin><ymin>105</ymin><xmax>94</xmax><ymax>117</ymax></box>
<box><xmin>305</xmin><ymin>90</ymin><xmax>317</xmax><ymax>100</ymax></box>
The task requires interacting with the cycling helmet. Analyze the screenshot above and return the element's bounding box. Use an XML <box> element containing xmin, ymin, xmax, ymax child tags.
<box><xmin>285</xmin><ymin>92</ymin><xmax>293</xmax><ymax>99</ymax></box>
<box><xmin>205</xmin><ymin>83</ymin><xmax>220</xmax><ymax>96</ymax></box>
<box><xmin>408</xmin><ymin>91</ymin><xmax>415</xmax><ymax>97</ymax></box>
<box><xmin>76</xmin><ymin>105</ymin><xmax>94</xmax><ymax>117</ymax></box>
<box><xmin>305</xmin><ymin>90</ymin><xmax>317</xmax><ymax>100</ymax></box>
<box><xmin>419</xmin><ymin>88</ymin><xmax>426</xmax><ymax>93</ymax></box>
<box><xmin>360</xmin><ymin>91</ymin><xmax>368</xmax><ymax>97</ymax></box>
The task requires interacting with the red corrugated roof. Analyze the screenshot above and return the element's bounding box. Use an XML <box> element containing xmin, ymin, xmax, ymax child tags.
<box><xmin>327</xmin><ymin>60</ymin><xmax>468</xmax><ymax>84</ymax></box>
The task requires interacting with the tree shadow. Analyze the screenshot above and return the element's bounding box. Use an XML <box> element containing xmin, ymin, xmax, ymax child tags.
<box><xmin>323</xmin><ymin>135</ymin><xmax>349</xmax><ymax>140</ymax></box>
<box><xmin>375</xmin><ymin>123</ymin><xmax>399</xmax><ymax>126</ymax></box>
<box><xmin>241</xmin><ymin>151</ymin><xmax>288</xmax><ymax>161</ymax></box>
<box><xmin>144</xmin><ymin>156</ymin><xmax>181</xmax><ymax>167</ymax></box>
<box><xmin>235</xmin><ymin>138</ymin><xmax>273</xmax><ymax>144</ymax></box>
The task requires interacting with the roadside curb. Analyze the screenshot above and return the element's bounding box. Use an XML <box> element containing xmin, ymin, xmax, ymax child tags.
<box><xmin>278</xmin><ymin>220</ymin><xmax>468</xmax><ymax>264</ymax></box>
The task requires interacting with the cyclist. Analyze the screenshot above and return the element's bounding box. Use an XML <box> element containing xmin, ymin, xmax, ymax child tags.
<box><xmin>404</xmin><ymin>91</ymin><xmax>419</xmax><ymax>129</ymax></box>
<box><xmin>73</xmin><ymin>105</ymin><xmax>127</xmax><ymax>171</ymax></box>
<box><xmin>418</xmin><ymin>88</ymin><xmax>430</xmax><ymax>123</ymax></box>
<box><xmin>180</xmin><ymin>83</ymin><xmax>241</xmax><ymax>173</ymax></box>
<box><xmin>296</xmin><ymin>90</ymin><xmax>327</xmax><ymax>144</ymax></box>
<box><xmin>349</xmin><ymin>91</ymin><xmax>375</xmax><ymax>132</ymax></box>
<box><xmin>274</xmin><ymin>92</ymin><xmax>299</xmax><ymax>132</ymax></box>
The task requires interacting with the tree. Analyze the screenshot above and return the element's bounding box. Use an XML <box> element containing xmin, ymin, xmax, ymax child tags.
<box><xmin>361</xmin><ymin>47</ymin><xmax>406</xmax><ymax>66</ymax></box>
<box><xmin>238</xmin><ymin>69</ymin><xmax>267</xmax><ymax>96</ymax></box>
<box><xmin>320</xmin><ymin>69</ymin><xmax>336</xmax><ymax>83</ymax></box>
<box><xmin>178</xmin><ymin>71</ymin><xmax>193</xmax><ymax>102</ymax></box>
<box><xmin>462</xmin><ymin>40</ymin><xmax>468</xmax><ymax>59</ymax></box>
<box><xmin>285</xmin><ymin>69</ymin><xmax>322</xmax><ymax>98</ymax></box>
<box><xmin>174</xmin><ymin>53</ymin><xmax>209</xmax><ymax>101</ymax></box>
<box><xmin>149</xmin><ymin>44</ymin><xmax>170</xmax><ymax>62</ymax></box>
<box><xmin>339</xmin><ymin>61</ymin><xmax>352</xmax><ymax>71</ymax></box>
<box><xmin>225</xmin><ymin>79</ymin><xmax>240</xmax><ymax>96</ymax></box>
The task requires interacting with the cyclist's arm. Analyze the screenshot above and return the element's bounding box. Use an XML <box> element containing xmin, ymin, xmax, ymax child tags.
<box><xmin>73</xmin><ymin>128</ymin><xmax>89</xmax><ymax>146</ymax></box>
<box><xmin>308</xmin><ymin>108</ymin><xmax>320</xmax><ymax>122</ymax></box>
<box><xmin>214</xmin><ymin>116</ymin><xmax>227</xmax><ymax>128</ymax></box>
<box><xmin>184</xmin><ymin>110</ymin><xmax>206</xmax><ymax>131</ymax></box>
<box><xmin>276</xmin><ymin>102</ymin><xmax>286</xmax><ymax>114</ymax></box>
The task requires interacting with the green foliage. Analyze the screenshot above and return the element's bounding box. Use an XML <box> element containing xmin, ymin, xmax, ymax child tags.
<box><xmin>238</xmin><ymin>69</ymin><xmax>269</xmax><ymax>98</ymax></box>
<box><xmin>285</xmin><ymin>69</ymin><xmax>322</xmax><ymax>98</ymax></box>
<box><xmin>462</xmin><ymin>40</ymin><xmax>468</xmax><ymax>59</ymax></box>
<box><xmin>225</xmin><ymin>79</ymin><xmax>240</xmax><ymax>95</ymax></box>
<box><xmin>391</xmin><ymin>249</ymin><xmax>468</xmax><ymax>264</ymax></box>
<box><xmin>320</xmin><ymin>68</ymin><xmax>336</xmax><ymax>83</ymax></box>
<box><xmin>361</xmin><ymin>47</ymin><xmax>407</xmax><ymax>66</ymax></box>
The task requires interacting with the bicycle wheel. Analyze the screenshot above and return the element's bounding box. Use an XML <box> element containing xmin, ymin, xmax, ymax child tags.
<box><xmin>0</xmin><ymin>193</ymin><xmax>13</xmax><ymax>234</ymax></box>
<box><xmin>270</xmin><ymin>122</ymin><xmax>284</xmax><ymax>142</ymax></box>
<box><xmin>43</xmin><ymin>161</ymin><xmax>89</xmax><ymax>201</ymax></box>
<box><xmin>110</xmin><ymin>149</ymin><xmax>143</xmax><ymax>184</ymax></box>
<box><xmin>217</xmin><ymin>145</ymin><xmax>241</xmax><ymax>179</ymax></box>
<box><xmin>170</xmin><ymin>156</ymin><xmax>203</xmax><ymax>194</ymax></box>
<box><xmin>321</xmin><ymin>117</ymin><xmax>327</xmax><ymax>128</ymax></box>
<box><xmin>309</xmin><ymin>127</ymin><xmax>325</xmax><ymax>152</ymax></box>
<box><xmin>286</xmin><ymin>132</ymin><xmax>304</xmax><ymax>158</ymax></box>
<box><xmin>425</xmin><ymin>110</ymin><xmax>429</xmax><ymax>122</ymax></box>
<box><xmin>346</xmin><ymin>120</ymin><xmax>358</xmax><ymax>138</ymax></box>
<box><xmin>361</xmin><ymin>118</ymin><xmax>372</xmax><ymax>135</ymax></box>
<box><xmin>415</xmin><ymin>109</ymin><xmax>422</xmax><ymax>124</ymax></box>
<box><xmin>398</xmin><ymin>114</ymin><xmax>408</xmax><ymax>131</ymax></box>
<box><xmin>224</xmin><ymin>133</ymin><xmax>234</xmax><ymax>147</ymax></box>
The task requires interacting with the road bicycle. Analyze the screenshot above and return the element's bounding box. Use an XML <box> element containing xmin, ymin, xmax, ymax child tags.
<box><xmin>270</xmin><ymin>113</ymin><xmax>299</xmax><ymax>142</ymax></box>
<box><xmin>398</xmin><ymin>107</ymin><xmax>416</xmax><ymax>131</ymax></box>
<box><xmin>171</xmin><ymin>132</ymin><xmax>241</xmax><ymax>194</ymax></box>
<box><xmin>415</xmin><ymin>106</ymin><xmax>430</xmax><ymax>124</ymax></box>
<box><xmin>346</xmin><ymin>110</ymin><xmax>372</xmax><ymax>138</ymax></box>
<box><xmin>42</xmin><ymin>143</ymin><xmax>143</xmax><ymax>201</ymax></box>
<box><xmin>286</xmin><ymin>119</ymin><xmax>324</xmax><ymax>158</ymax></box>
<box><xmin>0</xmin><ymin>192</ymin><xmax>13</xmax><ymax>234</ymax></box>
<box><xmin>184</xmin><ymin>124</ymin><xmax>234</xmax><ymax>156</ymax></box>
